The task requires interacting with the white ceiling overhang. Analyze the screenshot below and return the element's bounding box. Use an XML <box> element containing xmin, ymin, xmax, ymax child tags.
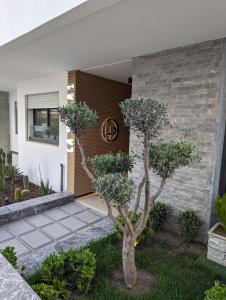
<box><xmin>1</xmin><ymin>0</ymin><xmax>226</xmax><ymax>91</ymax></box>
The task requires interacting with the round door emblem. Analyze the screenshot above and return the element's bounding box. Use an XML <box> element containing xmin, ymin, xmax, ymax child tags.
<box><xmin>101</xmin><ymin>118</ymin><xmax>119</xmax><ymax>143</ymax></box>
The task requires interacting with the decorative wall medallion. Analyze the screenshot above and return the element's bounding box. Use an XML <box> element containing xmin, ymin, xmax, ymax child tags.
<box><xmin>101</xmin><ymin>118</ymin><xmax>119</xmax><ymax>143</ymax></box>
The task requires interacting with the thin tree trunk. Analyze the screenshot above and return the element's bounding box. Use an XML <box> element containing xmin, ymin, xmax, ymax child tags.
<box><xmin>122</xmin><ymin>234</ymin><xmax>137</xmax><ymax>289</ymax></box>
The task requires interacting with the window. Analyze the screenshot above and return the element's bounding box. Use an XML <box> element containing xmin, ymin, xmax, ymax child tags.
<box><xmin>14</xmin><ymin>101</ymin><xmax>18</xmax><ymax>134</ymax></box>
<box><xmin>27</xmin><ymin>92</ymin><xmax>59</xmax><ymax>145</ymax></box>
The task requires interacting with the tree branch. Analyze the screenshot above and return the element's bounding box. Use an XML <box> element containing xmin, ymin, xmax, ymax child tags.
<box><xmin>135</xmin><ymin>177</ymin><xmax>166</xmax><ymax>239</ymax></box>
<box><xmin>105</xmin><ymin>200</ymin><xmax>125</xmax><ymax>234</ymax></box>
<box><xmin>143</xmin><ymin>136</ymin><xmax>151</xmax><ymax>212</ymax></box>
<box><xmin>118</xmin><ymin>207</ymin><xmax>135</xmax><ymax>237</ymax></box>
<box><xmin>149</xmin><ymin>177</ymin><xmax>166</xmax><ymax>210</ymax></box>
<box><xmin>75</xmin><ymin>136</ymin><xmax>95</xmax><ymax>182</ymax></box>
<box><xmin>133</xmin><ymin>176</ymin><xmax>145</xmax><ymax>213</ymax></box>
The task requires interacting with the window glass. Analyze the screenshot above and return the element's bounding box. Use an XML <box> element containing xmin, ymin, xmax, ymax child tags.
<box><xmin>29</xmin><ymin>108</ymin><xmax>59</xmax><ymax>144</ymax></box>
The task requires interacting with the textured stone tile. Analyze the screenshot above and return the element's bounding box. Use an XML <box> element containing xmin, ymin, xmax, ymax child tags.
<box><xmin>0</xmin><ymin>238</ymin><xmax>30</xmax><ymax>256</ymax></box>
<box><xmin>42</xmin><ymin>223</ymin><xmax>71</xmax><ymax>239</ymax></box>
<box><xmin>6</xmin><ymin>220</ymin><xmax>35</xmax><ymax>235</ymax></box>
<box><xmin>44</xmin><ymin>208</ymin><xmax>69</xmax><ymax>220</ymax></box>
<box><xmin>60</xmin><ymin>216</ymin><xmax>86</xmax><ymax>231</ymax></box>
<box><xmin>26</xmin><ymin>214</ymin><xmax>53</xmax><ymax>228</ymax></box>
<box><xmin>0</xmin><ymin>227</ymin><xmax>14</xmax><ymax>242</ymax></box>
<box><xmin>20</xmin><ymin>231</ymin><xmax>52</xmax><ymax>249</ymax></box>
<box><xmin>59</xmin><ymin>202</ymin><xmax>86</xmax><ymax>215</ymax></box>
<box><xmin>76</xmin><ymin>210</ymin><xmax>101</xmax><ymax>224</ymax></box>
<box><xmin>0</xmin><ymin>253</ymin><xmax>40</xmax><ymax>299</ymax></box>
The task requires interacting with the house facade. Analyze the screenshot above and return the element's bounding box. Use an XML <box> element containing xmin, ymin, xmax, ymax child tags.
<box><xmin>1</xmin><ymin>0</ymin><xmax>226</xmax><ymax>240</ymax></box>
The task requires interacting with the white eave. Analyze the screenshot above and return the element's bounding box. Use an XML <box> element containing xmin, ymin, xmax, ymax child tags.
<box><xmin>1</xmin><ymin>0</ymin><xmax>226</xmax><ymax>91</ymax></box>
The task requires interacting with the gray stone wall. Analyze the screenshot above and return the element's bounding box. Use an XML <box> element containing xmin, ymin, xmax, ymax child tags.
<box><xmin>0</xmin><ymin>91</ymin><xmax>9</xmax><ymax>151</ymax></box>
<box><xmin>131</xmin><ymin>39</ymin><xmax>226</xmax><ymax>241</ymax></box>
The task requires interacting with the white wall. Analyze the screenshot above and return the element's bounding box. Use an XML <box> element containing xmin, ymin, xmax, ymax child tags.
<box><xmin>16</xmin><ymin>73</ymin><xmax>68</xmax><ymax>192</ymax></box>
<box><xmin>0</xmin><ymin>0</ymin><xmax>86</xmax><ymax>46</ymax></box>
<box><xmin>9</xmin><ymin>89</ymin><xmax>19</xmax><ymax>165</ymax></box>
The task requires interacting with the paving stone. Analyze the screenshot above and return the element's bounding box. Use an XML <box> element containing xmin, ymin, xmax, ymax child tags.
<box><xmin>0</xmin><ymin>227</ymin><xmax>14</xmax><ymax>242</ymax></box>
<box><xmin>0</xmin><ymin>238</ymin><xmax>30</xmax><ymax>256</ymax></box>
<box><xmin>60</xmin><ymin>202</ymin><xmax>85</xmax><ymax>215</ymax></box>
<box><xmin>60</xmin><ymin>216</ymin><xmax>86</xmax><ymax>231</ymax></box>
<box><xmin>5</xmin><ymin>220</ymin><xmax>35</xmax><ymax>235</ymax></box>
<box><xmin>44</xmin><ymin>208</ymin><xmax>69</xmax><ymax>220</ymax></box>
<box><xmin>42</xmin><ymin>223</ymin><xmax>71</xmax><ymax>239</ymax></box>
<box><xmin>76</xmin><ymin>210</ymin><xmax>101</xmax><ymax>223</ymax></box>
<box><xmin>26</xmin><ymin>214</ymin><xmax>53</xmax><ymax>228</ymax></box>
<box><xmin>20</xmin><ymin>230</ymin><xmax>52</xmax><ymax>249</ymax></box>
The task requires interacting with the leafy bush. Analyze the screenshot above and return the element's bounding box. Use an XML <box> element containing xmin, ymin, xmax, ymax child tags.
<box><xmin>32</xmin><ymin>283</ymin><xmax>60</xmax><ymax>300</ymax></box>
<box><xmin>27</xmin><ymin>248</ymin><xmax>96</xmax><ymax>295</ymax></box>
<box><xmin>94</xmin><ymin>173</ymin><xmax>135</xmax><ymax>207</ymax></box>
<box><xmin>178</xmin><ymin>210</ymin><xmax>201</xmax><ymax>242</ymax></box>
<box><xmin>214</xmin><ymin>194</ymin><xmax>226</xmax><ymax>230</ymax></box>
<box><xmin>204</xmin><ymin>281</ymin><xmax>226</xmax><ymax>300</ymax></box>
<box><xmin>113</xmin><ymin>202</ymin><xmax>169</xmax><ymax>243</ymax></box>
<box><xmin>91</xmin><ymin>152</ymin><xmax>134</xmax><ymax>177</ymax></box>
<box><xmin>149</xmin><ymin>141</ymin><xmax>196</xmax><ymax>178</ymax></box>
<box><xmin>119</xmin><ymin>96</ymin><xmax>169</xmax><ymax>140</ymax></box>
<box><xmin>0</xmin><ymin>246</ymin><xmax>17</xmax><ymax>269</ymax></box>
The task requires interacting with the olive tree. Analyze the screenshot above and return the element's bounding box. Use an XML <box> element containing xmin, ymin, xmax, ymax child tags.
<box><xmin>59</xmin><ymin>97</ymin><xmax>196</xmax><ymax>289</ymax></box>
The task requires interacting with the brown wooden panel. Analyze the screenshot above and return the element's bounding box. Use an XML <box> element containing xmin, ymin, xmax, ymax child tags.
<box><xmin>70</xmin><ymin>71</ymin><xmax>131</xmax><ymax>197</ymax></box>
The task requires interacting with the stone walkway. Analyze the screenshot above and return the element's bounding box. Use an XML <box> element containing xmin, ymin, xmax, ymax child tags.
<box><xmin>0</xmin><ymin>201</ymin><xmax>113</xmax><ymax>274</ymax></box>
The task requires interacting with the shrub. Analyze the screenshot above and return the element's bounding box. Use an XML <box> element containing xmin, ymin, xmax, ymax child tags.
<box><xmin>113</xmin><ymin>202</ymin><xmax>169</xmax><ymax>243</ymax></box>
<box><xmin>214</xmin><ymin>194</ymin><xmax>226</xmax><ymax>230</ymax></box>
<box><xmin>0</xmin><ymin>246</ymin><xmax>17</xmax><ymax>269</ymax></box>
<box><xmin>204</xmin><ymin>281</ymin><xmax>226</xmax><ymax>300</ymax></box>
<box><xmin>39</xmin><ymin>179</ymin><xmax>54</xmax><ymax>196</ymax></box>
<box><xmin>178</xmin><ymin>210</ymin><xmax>201</xmax><ymax>242</ymax></box>
<box><xmin>32</xmin><ymin>283</ymin><xmax>60</xmax><ymax>300</ymax></box>
<box><xmin>28</xmin><ymin>248</ymin><xmax>96</xmax><ymax>295</ymax></box>
<box><xmin>91</xmin><ymin>152</ymin><xmax>134</xmax><ymax>178</ymax></box>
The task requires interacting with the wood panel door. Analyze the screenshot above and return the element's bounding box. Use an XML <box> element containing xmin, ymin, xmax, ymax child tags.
<box><xmin>72</xmin><ymin>71</ymin><xmax>131</xmax><ymax>198</ymax></box>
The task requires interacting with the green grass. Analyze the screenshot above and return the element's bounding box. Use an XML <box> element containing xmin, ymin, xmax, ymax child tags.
<box><xmin>76</xmin><ymin>236</ymin><xmax>226</xmax><ymax>300</ymax></box>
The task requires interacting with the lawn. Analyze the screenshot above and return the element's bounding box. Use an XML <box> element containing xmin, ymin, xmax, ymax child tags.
<box><xmin>75</xmin><ymin>235</ymin><xmax>226</xmax><ymax>300</ymax></box>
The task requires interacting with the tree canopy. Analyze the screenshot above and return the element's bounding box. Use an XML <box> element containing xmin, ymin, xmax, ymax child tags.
<box><xmin>58</xmin><ymin>102</ymin><xmax>97</xmax><ymax>137</ymax></box>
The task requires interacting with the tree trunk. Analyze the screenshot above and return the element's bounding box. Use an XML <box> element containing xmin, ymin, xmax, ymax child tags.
<box><xmin>122</xmin><ymin>234</ymin><xmax>137</xmax><ymax>289</ymax></box>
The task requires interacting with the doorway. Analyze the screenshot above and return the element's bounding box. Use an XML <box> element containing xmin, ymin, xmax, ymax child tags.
<box><xmin>68</xmin><ymin>71</ymin><xmax>131</xmax><ymax>197</ymax></box>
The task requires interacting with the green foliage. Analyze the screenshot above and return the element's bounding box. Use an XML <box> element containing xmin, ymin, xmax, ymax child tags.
<box><xmin>178</xmin><ymin>210</ymin><xmax>202</xmax><ymax>242</ymax></box>
<box><xmin>91</xmin><ymin>152</ymin><xmax>134</xmax><ymax>177</ymax></box>
<box><xmin>23</xmin><ymin>175</ymin><xmax>29</xmax><ymax>189</ymax></box>
<box><xmin>204</xmin><ymin>281</ymin><xmax>226</xmax><ymax>300</ymax></box>
<box><xmin>58</xmin><ymin>102</ymin><xmax>97</xmax><ymax>137</ymax></box>
<box><xmin>32</xmin><ymin>283</ymin><xmax>61</xmax><ymax>300</ymax></box>
<box><xmin>87</xmin><ymin>237</ymin><xmax>120</xmax><ymax>278</ymax></box>
<box><xmin>0</xmin><ymin>149</ymin><xmax>22</xmax><ymax>192</ymax></box>
<box><xmin>27</xmin><ymin>248</ymin><xmax>96</xmax><ymax>296</ymax></box>
<box><xmin>39</xmin><ymin>179</ymin><xmax>54</xmax><ymax>196</ymax></box>
<box><xmin>113</xmin><ymin>202</ymin><xmax>169</xmax><ymax>242</ymax></box>
<box><xmin>119</xmin><ymin>96</ymin><xmax>169</xmax><ymax>140</ymax></box>
<box><xmin>149</xmin><ymin>141</ymin><xmax>195</xmax><ymax>178</ymax></box>
<box><xmin>214</xmin><ymin>194</ymin><xmax>226</xmax><ymax>230</ymax></box>
<box><xmin>0</xmin><ymin>246</ymin><xmax>18</xmax><ymax>269</ymax></box>
<box><xmin>94</xmin><ymin>174</ymin><xmax>135</xmax><ymax>207</ymax></box>
<box><xmin>14</xmin><ymin>187</ymin><xmax>30</xmax><ymax>202</ymax></box>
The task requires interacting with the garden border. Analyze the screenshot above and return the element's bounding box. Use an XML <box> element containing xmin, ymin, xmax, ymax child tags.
<box><xmin>0</xmin><ymin>192</ymin><xmax>74</xmax><ymax>225</ymax></box>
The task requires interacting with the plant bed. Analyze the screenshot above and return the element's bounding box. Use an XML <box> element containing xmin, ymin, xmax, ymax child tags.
<box><xmin>19</xmin><ymin>234</ymin><xmax>225</xmax><ymax>300</ymax></box>
<box><xmin>0</xmin><ymin>178</ymin><xmax>41</xmax><ymax>207</ymax></box>
<box><xmin>207</xmin><ymin>223</ymin><xmax>226</xmax><ymax>266</ymax></box>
